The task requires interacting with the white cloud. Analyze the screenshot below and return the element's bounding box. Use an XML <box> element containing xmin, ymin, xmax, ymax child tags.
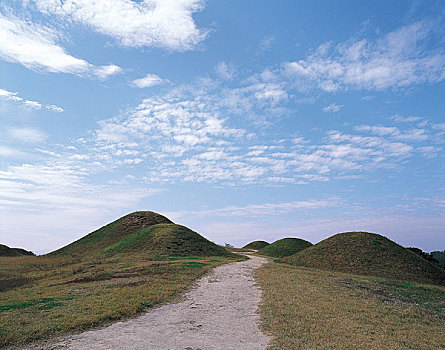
<box><xmin>355</xmin><ymin>125</ymin><xmax>428</xmax><ymax>141</ymax></box>
<box><xmin>23</xmin><ymin>100</ymin><xmax>42</xmax><ymax>109</ymax></box>
<box><xmin>322</xmin><ymin>103</ymin><xmax>344</xmax><ymax>113</ymax></box>
<box><xmin>84</xmin><ymin>77</ymin><xmax>445</xmax><ymax>185</ymax></box>
<box><xmin>390</xmin><ymin>114</ymin><xmax>423</xmax><ymax>123</ymax></box>
<box><xmin>131</xmin><ymin>74</ymin><xmax>164</xmax><ymax>88</ymax></box>
<box><xmin>0</xmin><ymin>88</ymin><xmax>64</xmax><ymax>112</ymax></box>
<box><xmin>32</xmin><ymin>0</ymin><xmax>206</xmax><ymax>50</ymax></box>
<box><xmin>215</xmin><ymin>61</ymin><xmax>236</xmax><ymax>81</ymax></box>
<box><xmin>432</xmin><ymin>123</ymin><xmax>445</xmax><ymax>131</ymax></box>
<box><xmin>418</xmin><ymin>146</ymin><xmax>442</xmax><ymax>159</ymax></box>
<box><xmin>95</xmin><ymin>64</ymin><xmax>122</xmax><ymax>79</ymax></box>
<box><xmin>9</xmin><ymin>127</ymin><xmax>47</xmax><ymax>143</ymax></box>
<box><xmin>0</xmin><ymin>145</ymin><xmax>26</xmax><ymax>157</ymax></box>
<box><xmin>0</xmin><ymin>88</ymin><xmax>22</xmax><ymax>101</ymax></box>
<box><xmin>176</xmin><ymin>199</ymin><xmax>339</xmax><ymax>218</ymax></box>
<box><xmin>46</xmin><ymin>104</ymin><xmax>64</xmax><ymax>113</ymax></box>
<box><xmin>0</xmin><ymin>12</ymin><xmax>121</xmax><ymax>77</ymax></box>
<box><xmin>283</xmin><ymin>21</ymin><xmax>445</xmax><ymax>91</ymax></box>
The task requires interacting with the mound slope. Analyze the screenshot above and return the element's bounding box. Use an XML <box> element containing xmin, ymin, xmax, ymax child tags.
<box><xmin>243</xmin><ymin>241</ymin><xmax>270</xmax><ymax>250</ymax></box>
<box><xmin>260</xmin><ymin>238</ymin><xmax>312</xmax><ymax>258</ymax></box>
<box><xmin>50</xmin><ymin>211</ymin><xmax>172</xmax><ymax>256</ymax></box>
<box><xmin>104</xmin><ymin>224</ymin><xmax>233</xmax><ymax>257</ymax></box>
<box><xmin>0</xmin><ymin>244</ymin><xmax>34</xmax><ymax>257</ymax></box>
<box><xmin>283</xmin><ymin>232</ymin><xmax>445</xmax><ymax>286</ymax></box>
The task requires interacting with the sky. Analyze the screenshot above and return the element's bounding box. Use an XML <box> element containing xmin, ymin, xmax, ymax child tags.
<box><xmin>0</xmin><ymin>0</ymin><xmax>444</xmax><ymax>254</ymax></box>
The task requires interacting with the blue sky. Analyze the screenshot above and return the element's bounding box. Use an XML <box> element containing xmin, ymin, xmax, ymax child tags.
<box><xmin>0</xmin><ymin>0</ymin><xmax>444</xmax><ymax>253</ymax></box>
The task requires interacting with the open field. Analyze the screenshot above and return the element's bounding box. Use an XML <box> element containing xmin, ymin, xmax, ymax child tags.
<box><xmin>256</xmin><ymin>262</ymin><xmax>445</xmax><ymax>350</ymax></box>
<box><xmin>19</xmin><ymin>255</ymin><xmax>268</xmax><ymax>350</ymax></box>
<box><xmin>0</xmin><ymin>253</ymin><xmax>241</xmax><ymax>347</ymax></box>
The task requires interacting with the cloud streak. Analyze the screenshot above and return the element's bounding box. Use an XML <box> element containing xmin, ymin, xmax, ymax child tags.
<box><xmin>0</xmin><ymin>12</ymin><xmax>121</xmax><ymax>77</ymax></box>
<box><xmin>170</xmin><ymin>199</ymin><xmax>340</xmax><ymax>218</ymax></box>
<box><xmin>284</xmin><ymin>21</ymin><xmax>445</xmax><ymax>91</ymax></box>
<box><xmin>0</xmin><ymin>88</ymin><xmax>64</xmax><ymax>112</ymax></box>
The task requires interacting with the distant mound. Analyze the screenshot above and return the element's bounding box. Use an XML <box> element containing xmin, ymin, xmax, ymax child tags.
<box><xmin>243</xmin><ymin>241</ymin><xmax>270</xmax><ymax>250</ymax></box>
<box><xmin>260</xmin><ymin>238</ymin><xmax>312</xmax><ymax>258</ymax></box>
<box><xmin>104</xmin><ymin>224</ymin><xmax>234</xmax><ymax>257</ymax></box>
<box><xmin>0</xmin><ymin>244</ymin><xmax>34</xmax><ymax>257</ymax></box>
<box><xmin>50</xmin><ymin>211</ymin><xmax>173</xmax><ymax>256</ymax></box>
<box><xmin>282</xmin><ymin>232</ymin><xmax>445</xmax><ymax>286</ymax></box>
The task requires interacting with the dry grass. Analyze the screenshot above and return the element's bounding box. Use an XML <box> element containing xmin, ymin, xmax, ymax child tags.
<box><xmin>256</xmin><ymin>262</ymin><xmax>445</xmax><ymax>350</ymax></box>
<box><xmin>0</xmin><ymin>253</ymin><xmax>240</xmax><ymax>347</ymax></box>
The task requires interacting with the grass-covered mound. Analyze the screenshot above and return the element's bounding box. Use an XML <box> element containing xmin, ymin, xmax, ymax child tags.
<box><xmin>50</xmin><ymin>211</ymin><xmax>173</xmax><ymax>256</ymax></box>
<box><xmin>243</xmin><ymin>240</ymin><xmax>270</xmax><ymax>250</ymax></box>
<box><xmin>104</xmin><ymin>223</ymin><xmax>234</xmax><ymax>258</ymax></box>
<box><xmin>259</xmin><ymin>238</ymin><xmax>312</xmax><ymax>258</ymax></box>
<box><xmin>0</xmin><ymin>244</ymin><xmax>34</xmax><ymax>257</ymax></box>
<box><xmin>282</xmin><ymin>232</ymin><xmax>445</xmax><ymax>286</ymax></box>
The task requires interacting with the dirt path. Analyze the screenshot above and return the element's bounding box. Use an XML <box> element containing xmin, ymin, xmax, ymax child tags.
<box><xmin>29</xmin><ymin>255</ymin><xmax>270</xmax><ymax>350</ymax></box>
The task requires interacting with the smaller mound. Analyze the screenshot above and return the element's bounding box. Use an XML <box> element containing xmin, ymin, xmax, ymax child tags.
<box><xmin>0</xmin><ymin>244</ymin><xmax>34</xmax><ymax>257</ymax></box>
<box><xmin>104</xmin><ymin>224</ymin><xmax>235</xmax><ymax>258</ymax></box>
<box><xmin>260</xmin><ymin>238</ymin><xmax>312</xmax><ymax>258</ymax></box>
<box><xmin>283</xmin><ymin>232</ymin><xmax>445</xmax><ymax>286</ymax></box>
<box><xmin>243</xmin><ymin>241</ymin><xmax>270</xmax><ymax>250</ymax></box>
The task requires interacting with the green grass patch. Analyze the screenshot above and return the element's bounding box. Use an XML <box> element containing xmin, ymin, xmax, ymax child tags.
<box><xmin>175</xmin><ymin>263</ymin><xmax>210</xmax><ymax>268</ymax></box>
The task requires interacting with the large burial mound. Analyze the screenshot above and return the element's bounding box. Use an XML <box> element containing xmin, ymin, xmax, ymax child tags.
<box><xmin>50</xmin><ymin>211</ymin><xmax>233</xmax><ymax>258</ymax></box>
<box><xmin>259</xmin><ymin>237</ymin><xmax>312</xmax><ymax>258</ymax></box>
<box><xmin>243</xmin><ymin>240</ymin><xmax>270</xmax><ymax>250</ymax></box>
<box><xmin>50</xmin><ymin>211</ymin><xmax>172</xmax><ymax>256</ymax></box>
<box><xmin>0</xmin><ymin>244</ymin><xmax>34</xmax><ymax>257</ymax></box>
<box><xmin>282</xmin><ymin>232</ymin><xmax>445</xmax><ymax>286</ymax></box>
<box><xmin>103</xmin><ymin>224</ymin><xmax>233</xmax><ymax>257</ymax></box>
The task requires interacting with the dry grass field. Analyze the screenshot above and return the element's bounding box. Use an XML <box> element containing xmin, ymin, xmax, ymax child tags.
<box><xmin>256</xmin><ymin>262</ymin><xmax>445</xmax><ymax>350</ymax></box>
<box><xmin>0</xmin><ymin>253</ymin><xmax>240</xmax><ymax>347</ymax></box>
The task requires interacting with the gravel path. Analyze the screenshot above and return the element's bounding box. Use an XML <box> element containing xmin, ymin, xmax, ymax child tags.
<box><xmin>29</xmin><ymin>255</ymin><xmax>270</xmax><ymax>350</ymax></box>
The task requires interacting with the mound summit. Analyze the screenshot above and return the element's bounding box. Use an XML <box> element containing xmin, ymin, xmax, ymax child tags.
<box><xmin>51</xmin><ymin>211</ymin><xmax>233</xmax><ymax>258</ymax></box>
<box><xmin>282</xmin><ymin>232</ymin><xmax>445</xmax><ymax>286</ymax></box>
<box><xmin>243</xmin><ymin>241</ymin><xmax>270</xmax><ymax>250</ymax></box>
<box><xmin>0</xmin><ymin>244</ymin><xmax>34</xmax><ymax>257</ymax></box>
<box><xmin>260</xmin><ymin>237</ymin><xmax>312</xmax><ymax>258</ymax></box>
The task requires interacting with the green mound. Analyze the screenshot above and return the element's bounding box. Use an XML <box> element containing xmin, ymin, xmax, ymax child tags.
<box><xmin>104</xmin><ymin>223</ymin><xmax>234</xmax><ymax>257</ymax></box>
<box><xmin>282</xmin><ymin>232</ymin><xmax>445</xmax><ymax>286</ymax></box>
<box><xmin>49</xmin><ymin>211</ymin><xmax>235</xmax><ymax>259</ymax></box>
<box><xmin>0</xmin><ymin>244</ymin><xmax>34</xmax><ymax>257</ymax></box>
<box><xmin>243</xmin><ymin>240</ymin><xmax>270</xmax><ymax>250</ymax></box>
<box><xmin>260</xmin><ymin>238</ymin><xmax>312</xmax><ymax>258</ymax></box>
<box><xmin>50</xmin><ymin>211</ymin><xmax>173</xmax><ymax>256</ymax></box>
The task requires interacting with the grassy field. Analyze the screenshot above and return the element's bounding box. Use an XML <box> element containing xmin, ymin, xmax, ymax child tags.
<box><xmin>256</xmin><ymin>262</ymin><xmax>445</xmax><ymax>350</ymax></box>
<box><xmin>0</xmin><ymin>252</ymin><xmax>241</xmax><ymax>347</ymax></box>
